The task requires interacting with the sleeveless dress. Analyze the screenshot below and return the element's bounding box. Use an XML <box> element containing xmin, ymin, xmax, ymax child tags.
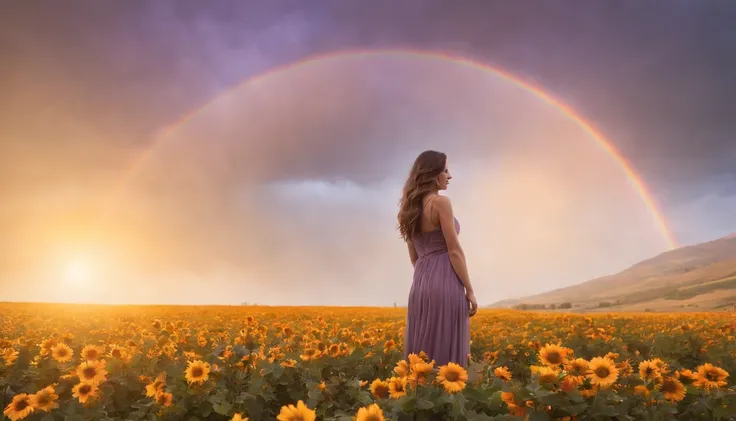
<box><xmin>404</xmin><ymin>216</ymin><xmax>470</xmax><ymax>367</ymax></box>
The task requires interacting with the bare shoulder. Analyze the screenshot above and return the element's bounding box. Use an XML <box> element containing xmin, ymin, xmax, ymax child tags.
<box><xmin>433</xmin><ymin>195</ymin><xmax>453</xmax><ymax>211</ymax></box>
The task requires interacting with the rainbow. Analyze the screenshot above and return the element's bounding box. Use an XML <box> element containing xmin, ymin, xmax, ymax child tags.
<box><xmin>111</xmin><ymin>49</ymin><xmax>678</xmax><ymax>249</ymax></box>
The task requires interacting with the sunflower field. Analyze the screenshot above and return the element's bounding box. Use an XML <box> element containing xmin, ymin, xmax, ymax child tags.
<box><xmin>1</xmin><ymin>303</ymin><xmax>735</xmax><ymax>421</ymax></box>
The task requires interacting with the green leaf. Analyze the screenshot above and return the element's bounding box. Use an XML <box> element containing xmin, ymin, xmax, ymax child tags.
<box><xmin>212</xmin><ymin>401</ymin><xmax>231</xmax><ymax>415</ymax></box>
<box><xmin>400</xmin><ymin>396</ymin><xmax>417</xmax><ymax>412</ymax></box>
<box><xmin>416</xmin><ymin>398</ymin><xmax>434</xmax><ymax>409</ymax></box>
<box><xmin>528</xmin><ymin>411</ymin><xmax>551</xmax><ymax>421</ymax></box>
<box><xmin>463</xmin><ymin>387</ymin><xmax>489</xmax><ymax>403</ymax></box>
<box><xmin>357</xmin><ymin>391</ymin><xmax>374</xmax><ymax>406</ymax></box>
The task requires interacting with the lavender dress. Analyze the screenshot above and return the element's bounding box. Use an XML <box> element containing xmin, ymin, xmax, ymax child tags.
<box><xmin>404</xmin><ymin>217</ymin><xmax>470</xmax><ymax>367</ymax></box>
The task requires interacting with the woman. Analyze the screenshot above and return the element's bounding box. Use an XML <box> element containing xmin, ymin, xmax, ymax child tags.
<box><xmin>398</xmin><ymin>150</ymin><xmax>478</xmax><ymax>367</ymax></box>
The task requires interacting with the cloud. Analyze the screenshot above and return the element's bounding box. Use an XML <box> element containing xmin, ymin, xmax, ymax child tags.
<box><xmin>0</xmin><ymin>55</ymin><xmax>680</xmax><ymax>305</ymax></box>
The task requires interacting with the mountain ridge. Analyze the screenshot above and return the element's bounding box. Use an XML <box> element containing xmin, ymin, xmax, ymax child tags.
<box><xmin>490</xmin><ymin>234</ymin><xmax>736</xmax><ymax>312</ymax></box>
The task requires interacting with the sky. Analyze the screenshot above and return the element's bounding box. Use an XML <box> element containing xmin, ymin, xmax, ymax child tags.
<box><xmin>1</xmin><ymin>1</ymin><xmax>735</xmax><ymax>306</ymax></box>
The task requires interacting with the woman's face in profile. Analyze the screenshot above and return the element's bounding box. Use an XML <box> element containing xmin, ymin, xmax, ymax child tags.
<box><xmin>438</xmin><ymin>163</ymin><xmax>452</xmax><ymax>190</ymax></box>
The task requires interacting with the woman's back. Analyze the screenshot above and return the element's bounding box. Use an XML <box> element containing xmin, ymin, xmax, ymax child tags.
<box><xmin>410</xmin><ymin>215</ymin><xmax>460</xmax><ymax>259</ymax></box>
<box><xmin>398</xmin><ymin>150</ymin><xmax>474</xmax><ymax>367</ymax></box>
<box><xmin>405</xmin><ymin>198</ymin><xmax>469</xmax><ymax>366</ymax></box>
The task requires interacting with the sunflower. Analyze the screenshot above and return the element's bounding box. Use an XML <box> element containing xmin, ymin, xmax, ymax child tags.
<box><xmin>535</xmin><ymin>366</ymin><xmax>560</xmax><ymax>385</ymax></box>
<box><xmin>634</xmin><ymin>385</ymin><xmax>650</xmax><ymax>397</ymax></box>
<box><xmin>51</xmin><ymin>343</ymin><xmax>73</xmax><ymax>363</ymax></box>
<box><xmin>155</xmin><ymin>391</ymin><xmax>173</xmax><ymax>407</ymax></box>
<box><xmin>587</xmin><ymin>357</ymin><xmax>618</xmax><ymax>388</ymax></box>
<box><xmin>604</xmin><ymin>352</ymin><xmax>619</xmax><ymax>361</ymax></box>
<box><xmin>3</xmin><ymin>393</ymin><xmax>34</xmax><ymax>421</ymax></box>
<box><xmin>560</xmin><ymin>375</ymin><xmax>581</xmax><ymax>392</ymax></box>
<box><xmin>356</xmin><ymin>403</ymin><xmax>385</xmax><ymax>421</ymax></box>
<box><xmin>483</xmin><ymin>351</ymin><xmax>499</xmax><ymax>364</ymax></box>
<box><xmin>494</xmin><ymin>366</ymin><xmax>512</xmax><ymax>382</ymax></box>
<box><xmin>72</xmin><ymin>382</ymin><xmax>99</xmax><ymax>405</ymax></box>
<box><xmin>77</xmin><ymin>360</ymin><xmax>108</xmax><ymax>384</ymax></box>
<box><xmin>300</xmin><ymin>348</ymin><xmax>318</xmax><ymax>361</ymax></box>
<box><xmin>409</xmin><ymin>360</ymin><xmax>435</xmax><ymax>386</ymax></box>
<box><xmin>185</xmin><ymin>360</ymin><xmax>211</xmax><ymax>384</ymax></box>
<box><xmin>538</xmin><ymin>344</ymin><xmax>568</xmax><ymax>366</ymax></box>
<box><xmin>280</xmin><ymin>359</ymin><xmax>297</xmax><ymax>368</ymax></box>
<box><xmin>2</xmin><ymin>348</ymin><xmax>19</xmax><ymax>365</ymax></box>
<box><xmin>30</xmin><ymin>386</ymin><xmax>59</xmax><ymax>412</ymax></box>
<box><xmin>39</xmin><ymin>338</ymin><xmax>58</xmax><ymax>356</ymax></box>
<box><xmin>109</xmin><ymin>346</ymin><xmax>132</xmax><ymax>362</ymax></box>
<box><xmin>80</xmin><ymin>345</ymin><xmax>103</xmax><ymax>361</ymax></box>
<box><xmin>369</xmin><ymin>379</ymin><xmax>390</xmax><ymax>399</ymax></box>
<box><xmin>276</xmin><ymin>400</ymin><xmax>316</xmax><ymax>421</ymax></box>
<box><xmin>387</xmin><ymin>376</ymin><xmax>407</xmax><ymax>398</ymax></box>
<box><xmin>407</xmin><ymin>353</ymin><xmax>424</xmax><ymax>366</ymax></box>
<box><xmin>638</xmin><ymin>360</ymin><xmax>662</xmax><ymax>382</ymax></box>
<box><xmin>501</xmin><ymin>391</ymin><xmax>515</xmax><ymax>404</ymax></box>
<box><xmin>394</xmin><ymin>360</ymin><xmax>409</xmax><ymax>377</ymax></box>
<box><xmin>693</xmin><ymin>363</ymin><xmax>729</xmax><ymax>389</ymax></box>
<box><xmin>436</xmin><ymin>363</ymin><xmax>468</xmax><ymax>393</ymax></box>
<box><xmin>145</xmin><ymin>373</ymin><xmax>167</xmax><ymax>397</ymax></box>
<box><xmin>564</xmin><ymin>357</ymin><xmax>589</xmax><ymax>383</ymax></box>
<box><xmin>615</xmin><ymin>359</ymin><xmax>633</xmax><ymax>376</ymax></box>
<box><xmin>649</xmin><ymin>358</ymin><xmax>670</xmax><ymax>374</ymax></box>
<box><xmin>232</xmin><ymin>413</ymin><xmax>249</xmax><ymax>421</ymax></box>
<box><xmin>659</xmin><ymin>377</ymin><xmax>686</xmax><ymax>402</ymax></box>
<box><xmin>501</xmin><ymin>392</ymin><xmax>525</xmax><ymax>417</ymax></box>
<box><xmin>675</xmin><ymin>369</ymin><xmax>697</xmax><ymax>385</ymax></box>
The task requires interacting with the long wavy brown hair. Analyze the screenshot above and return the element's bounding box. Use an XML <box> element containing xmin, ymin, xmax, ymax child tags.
<box><xmin>397</xmin><ymin>150</ymin><xmax>447</xmax><ymax>241</ymax></box>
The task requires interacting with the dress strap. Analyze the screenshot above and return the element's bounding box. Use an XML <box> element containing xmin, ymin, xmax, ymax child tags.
<box><xmin>423</xmin><ymin>194</ymin><xmax>440</xmax><ymax>229</ymax></box>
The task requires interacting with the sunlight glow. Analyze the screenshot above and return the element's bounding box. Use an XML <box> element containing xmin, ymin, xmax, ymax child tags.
<box><xmin>65</xmin><ymin>259</ymin><xmax>91</xmax><ymax>285</ymax></box>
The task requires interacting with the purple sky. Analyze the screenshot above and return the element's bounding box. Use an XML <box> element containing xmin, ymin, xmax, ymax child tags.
<box><xmin>1</xmin><ymin>1</ymin><xmax>735</xmax><ymax>305</ymax></box>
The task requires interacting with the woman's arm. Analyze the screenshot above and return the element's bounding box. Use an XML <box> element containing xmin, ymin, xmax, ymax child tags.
<box><xmin>435</xmin><ymin>195</ymin><xmax>477</xmax><ymax>315</ymax></box>
<box><xmin>407</xmin><ymin>238</ymin><xmax>418</xmax><ymax>267</ymax></box>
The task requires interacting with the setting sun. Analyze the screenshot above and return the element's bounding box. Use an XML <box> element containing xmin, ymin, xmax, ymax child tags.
<box><xmin>65</xmin><ymin>259</ymin><xmax>91</xmax><ymax>285</ymax></box>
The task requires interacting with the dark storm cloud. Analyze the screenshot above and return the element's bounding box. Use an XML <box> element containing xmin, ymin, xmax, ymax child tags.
<box><xmin>3</xmin><ymin>1</ymin><xmax>734</xmax><ymax>171</ymax></box>
<box><xmin>311</xmin><ymin>1</ymin><xmax>736</xmax><ymax>183</ymax></box>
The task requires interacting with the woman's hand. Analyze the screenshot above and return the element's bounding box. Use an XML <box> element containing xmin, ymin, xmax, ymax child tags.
<box><xmin>466</xmin><ymin>290</ymin><xmax>478</xmax><ymax>317</ymax></box>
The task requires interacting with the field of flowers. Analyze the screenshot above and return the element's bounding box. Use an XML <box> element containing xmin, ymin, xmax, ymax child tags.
<box><xmin>1</xmin><ymin>303</ymin><xmax>735</xmax><ymax>421</ymax></box>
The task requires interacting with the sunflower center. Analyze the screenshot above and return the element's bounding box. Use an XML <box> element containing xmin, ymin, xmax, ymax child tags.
<box><xmin>375</xmin><ymin>385</ymin><xmax>389</xmax><ymax>398</ymax></box>
<box><xmin>595</xmin><ymin>367</ymin><xmax>610</xmax><ymax>378</ymax></box>
<box><xmin>112</xmin><ymin>349</ymin><xmax>122</xmax><ymax>358</ymax></box>
<box><xmin>445</xmin><ymin>371</ymin><xmax>459</xmax><ymax>382</ymax></box>
<box><xmin>85</xmin><ymin>351</ymin><xmax>98</xmax><ymax>359</ymax></box>
<box><xmin>365</xmin><ymin>415</ymin><xmax>382</xmax><ymax>421</ymax></box>
<box><xmin>57</xmin><ymin>349</ymin><xmax>68</xmax><ymax>357</ymax></box>
<box><xmin>79</xmin><ymin>384</ymin><xmax>92</xmax><ymax>394</ymax></box>
<box><xmin>191</xmin><ymin>367</ymin><xmax>204</xmax><ymax>377</ymax></box>
<box><xmin>36</xmin><ymin>394</ymin><xmax>50</xmax><ymax>405</ymax></box>
<box><xmin>83</xmin><ymin>367</ymin><xmax>97</xmax><ymax>378</ymax></box>
<box><xmin>547</xmin><ymin>352</ymin><xmax>561</xmax><ymax>364</ymax></box>
<box><xmin>13</xmin><ymin>399</ymin><xmax>29</xmax><ymax>411</ymax></box>
<box><xmin>706</xmin><ymin>371</ymin><xmax>719</xmax><ymax>381</ymax></box>
<box><xmin>661</xmin><ymin>379</ymin><xmax>676</xmax><ymax>393</ymax></box>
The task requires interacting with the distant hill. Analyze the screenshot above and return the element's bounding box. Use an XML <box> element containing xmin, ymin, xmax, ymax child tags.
<box><xmin>490</xmin><ymin>234</ymin><xmax>736</xmax><ymax>312</ymax></box>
